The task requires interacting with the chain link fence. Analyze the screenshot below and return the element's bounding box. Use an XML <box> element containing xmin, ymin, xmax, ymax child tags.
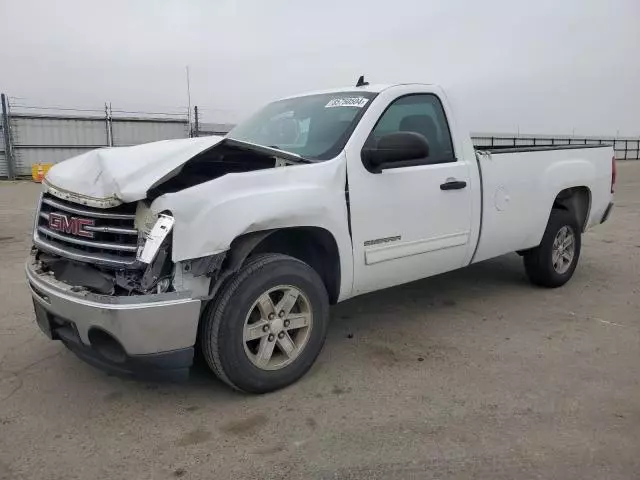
<box><xmin>472</xmin><ymin>134</ymin><xmax>637</xmax><ymax>160</ymax></box>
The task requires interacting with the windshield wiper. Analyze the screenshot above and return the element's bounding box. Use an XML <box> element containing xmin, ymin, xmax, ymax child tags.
<box><xmin>267</xmin><ymin>145</ymin><xmax>313</xmax><ymax>162</ymax></box>
<box><xmin>224</xmin><ymin>138</ymin><xmax>315</xmax><ymax>163</ymax></box>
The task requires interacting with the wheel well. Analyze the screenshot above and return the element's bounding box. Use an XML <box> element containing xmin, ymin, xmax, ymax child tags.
<box><xmin>230</xmin><ymin>227</ymin><xmax>341</xmax><ymax>304</ymax></box>
<box><xmin>552</xmin><ymin>186</ymin><xmax>591</xmax><ymax>232</ymax></box>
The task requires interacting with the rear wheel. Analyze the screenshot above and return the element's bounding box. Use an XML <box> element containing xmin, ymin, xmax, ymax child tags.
<box><xmin>523</xmin><ymin>208</ymin><xmax>581</xmax><ymax>288</ymax></box>
<box><xmin>200</xmin><ymin>253</ymin><xmax>329</xmax><ymax>393</ymax></box>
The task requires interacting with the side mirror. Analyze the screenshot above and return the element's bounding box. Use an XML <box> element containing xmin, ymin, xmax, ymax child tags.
<box><xmin>362</xmin><ymin>132</ymin><xmax>430</xmax><ymax>173</ymax></box>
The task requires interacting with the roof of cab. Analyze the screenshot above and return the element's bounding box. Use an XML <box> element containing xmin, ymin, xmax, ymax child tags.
<box><xmin>277</xmin><ymin>84</ymin><xmax>392</xmax><ymax>101</ymax></box>
<box><xmin>278</xmin><ymin>83</ymin><xmax>434</xmax><ymax>101</ymax></box>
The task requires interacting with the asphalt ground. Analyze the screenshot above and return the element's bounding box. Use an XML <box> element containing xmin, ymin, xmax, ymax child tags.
<box><xmin>1</xmin><ymin>162</ymin><xmax>639</xmax><ymax>479</ymax></box>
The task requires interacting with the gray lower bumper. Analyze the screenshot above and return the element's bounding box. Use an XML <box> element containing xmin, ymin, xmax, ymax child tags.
<box><xmin>26</xmin><ymin>258</ymin><xmax>202</xmax><ymax>357</ymax></box>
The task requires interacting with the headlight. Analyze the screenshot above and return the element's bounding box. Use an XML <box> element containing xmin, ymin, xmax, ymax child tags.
<box><xmin>155</xmin><ymin>277</ymin><xmax>172</xmax><ymax>294</ymax></box>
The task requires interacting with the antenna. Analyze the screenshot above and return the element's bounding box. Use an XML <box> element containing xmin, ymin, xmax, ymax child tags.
<box><xmin>356</xmin><ymin>75</ymin><xmax>369</xmax><ymax>87</ymax></box>
<box><xmin>186</xmin><ymin>66</ymin><xmax>192</xmax><ymax>136</ymax></box>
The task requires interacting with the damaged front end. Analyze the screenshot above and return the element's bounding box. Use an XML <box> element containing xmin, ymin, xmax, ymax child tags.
<box><xmin>33</xmin><ymin>193</ymin><xmax>171</xmax><ymax>295</ymax></box>
<box><xmin>32</xmin><ymin>138</ymin><xmax>302</xmax><ymax>298</ymax></box>
<box><xmin>25</xmin><ymin>135</ymin><xmax>327</xmax><ymax>380</ymax></box>
<box><xmin>26</xmin><ymin>192</ymin><xmax>224</xmax><ymax>379</ymax></box>
<box><xmin>34</xmin><ymin>219</ymin><xmax>173</xmax><ymax>296</ymax></box>
<box><xmin>32</xmin><ymin>193</ymin><xmax>223</xmax><ymax>299</ymax></box>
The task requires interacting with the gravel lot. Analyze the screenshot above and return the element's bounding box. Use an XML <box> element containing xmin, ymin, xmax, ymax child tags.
<box><xmin>1</xmin><ymin>163</ymin><xmax>639</xmax><ymax>480</ymax></box>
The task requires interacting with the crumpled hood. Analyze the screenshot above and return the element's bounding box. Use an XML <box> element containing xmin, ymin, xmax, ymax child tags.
<box><xmin>44</xmin><ymin>136</ymin><xmax>225</xmax><ymax>205</ymax></box>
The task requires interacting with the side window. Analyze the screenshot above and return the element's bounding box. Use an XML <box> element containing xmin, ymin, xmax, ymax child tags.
<box><xmin>366</xmin><ymin>94</ymin><xmax>455</xmax><ymax>164</ymax></box>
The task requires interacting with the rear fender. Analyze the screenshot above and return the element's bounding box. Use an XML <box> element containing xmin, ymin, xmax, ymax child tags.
<box><xmin>525</xmin><ymin>159</ymin><xmax>596</xmax><ymax>246</ymax></box>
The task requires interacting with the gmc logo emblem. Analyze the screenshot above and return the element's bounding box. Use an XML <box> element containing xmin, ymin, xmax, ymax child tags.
<box><xmin>48</xmin><ymin>212</ymin><xmax>95</xmax><ymax>238</ymax></box>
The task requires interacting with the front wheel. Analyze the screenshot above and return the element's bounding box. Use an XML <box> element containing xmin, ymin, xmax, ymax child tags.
<box><xmin>523</xmin><ymin>209</ymin><xmax>582</xmax><ymax>288</ymax></box>
<box><xmin>200</xmin><ymin>253</ymin><xmax>329</xmax><ymax>393</ymax></box>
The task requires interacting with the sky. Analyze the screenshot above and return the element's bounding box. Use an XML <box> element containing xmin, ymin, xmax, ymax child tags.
<box><xmin>1</xmin><ymin>0</ymin><xmax>639</xmax><ymax>136</ymax></box>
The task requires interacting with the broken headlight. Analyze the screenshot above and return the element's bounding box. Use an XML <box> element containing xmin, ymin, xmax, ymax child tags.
<box><xmin>136</xmin><ymin>213</ymin><xmax>174</xmax><ymax>264</ymax></box>
<box><xmin>135</xmin><ymin>213</ymin><xmax>175</xmax><ymax>294</ymax></box>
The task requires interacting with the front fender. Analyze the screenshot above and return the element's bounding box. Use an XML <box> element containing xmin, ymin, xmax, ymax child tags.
<box><xmin>151</xmin><ymin>156</ymin><xmax>354</xmax><ymax>299</ymax></box>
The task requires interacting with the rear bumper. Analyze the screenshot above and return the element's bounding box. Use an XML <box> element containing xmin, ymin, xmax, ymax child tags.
<box><xmin>26</xmin><ymin>255</ymin><xmax>202</xmax><ymax>380</ymax></box>
<box><xmin>601</xmin><ymin>202</ymin><xmax>614</xmax><ymax>224</ymax></box>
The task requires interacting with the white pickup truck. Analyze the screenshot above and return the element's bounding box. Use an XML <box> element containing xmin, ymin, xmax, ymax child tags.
<box><xmin>26</xmin><ymin>82</ymin><xmax>615</xmax><ymax>392</ymax></box>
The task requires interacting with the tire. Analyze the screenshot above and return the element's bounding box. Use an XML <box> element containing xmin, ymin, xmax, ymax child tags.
<box><xmin>200</xmin><ymin>253</ymin><xmax>329</xmax><ymax>393</ymax></box>
<box><xmin>523</xmin><ymin>208</ymin><xmax>582</xmax><ymax>288</ymax></box>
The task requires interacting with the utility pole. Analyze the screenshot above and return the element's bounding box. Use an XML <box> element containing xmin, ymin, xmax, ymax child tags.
<box><xmin>108</xmin><ymin>102</ymin><xmax>114</xmax><ymax>146</ymax></box>
<box><xmin>1</xmin><ymin>93</ymin><xmax>15</xmax><ymax>180</ymax></box>
<box><xmin>104</xmin><ymin>103</ymin><xmax>113</xmax><ymax>147</ymax></box>
<box><xmin>186</xmin><ymin>66</ymin><xmax>192</xmax><ymax>137</ymax></box>
<box><xmin>194</xmin><ymin>106</ymin><xmax>199</xmax><ymax>138</ymax></box>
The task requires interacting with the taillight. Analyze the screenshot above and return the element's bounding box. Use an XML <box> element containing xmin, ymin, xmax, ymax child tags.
<box><xmin>611</xmin><ymin>156</ymin><xmax>617</xmax><ymax>194</ymax></box>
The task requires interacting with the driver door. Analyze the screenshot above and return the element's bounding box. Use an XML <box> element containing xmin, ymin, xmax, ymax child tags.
<box><xmin>346</xmin><ymin>93</ymin><xmax>473</xmax><ymax>295</ymax></box>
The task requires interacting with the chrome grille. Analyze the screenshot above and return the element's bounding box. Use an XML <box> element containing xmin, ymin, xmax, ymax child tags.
<box><xmin>34</xmin><ymin>193</ymin><xmax>140</xmax><ymax>268</ymax></box>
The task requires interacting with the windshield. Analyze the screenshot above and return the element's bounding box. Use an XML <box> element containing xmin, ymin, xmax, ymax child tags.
<box><xmin>227</xmin><ymin>91</ymin><xmax>377</xmax><ymax>161</ymax></box>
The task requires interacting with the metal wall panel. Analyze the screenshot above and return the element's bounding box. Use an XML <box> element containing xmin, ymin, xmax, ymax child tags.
<box><xmin>12</xmin><ymin>116</ymin><xmax>107</xmax><ymax>147</ymax></box>
<box><xmin>14</xmin><ymin>147</ymin><xmax>98</xmax><ymax>176</ymax></box>
<box><xmin>197</xmin><ymin>122</ymin><xmax>234</xmax><ymax>136</ymax></box>
<box><xmin>112</xmin><ymin>120</ymin><xmax>188</xmax><ymax>146</ymax></box>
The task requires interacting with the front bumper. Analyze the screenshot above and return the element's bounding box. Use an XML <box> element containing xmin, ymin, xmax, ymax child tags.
<box><xmin>26</xmin><ymin>256</ymin><xmax>202</xmax><ymax>380</ymax></box>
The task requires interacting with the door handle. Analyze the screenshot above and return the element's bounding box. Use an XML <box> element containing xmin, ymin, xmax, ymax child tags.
<box><xmin>440</xmin><ymin>180</ymin><xmax>467</xmax><ymax>190</ymax></box>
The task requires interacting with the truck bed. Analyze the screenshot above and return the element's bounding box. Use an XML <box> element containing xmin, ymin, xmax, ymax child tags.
<box><xmin>471</xmin><ymin>144</ymin><xmax>613</xmax><ymax>264</ymax></box>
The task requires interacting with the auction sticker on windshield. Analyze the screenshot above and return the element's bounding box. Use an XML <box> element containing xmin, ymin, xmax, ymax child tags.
<box><xmin>325</xmin><ymin>97</ymin><xmax>369</xmax><ymax>108</ymax></box>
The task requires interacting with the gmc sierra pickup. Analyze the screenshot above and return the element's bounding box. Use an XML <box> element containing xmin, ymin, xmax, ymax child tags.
<box><xmin>26</xmin><ymin>82</ymin><xmax>615</xmax><ymax>392</ymax></box>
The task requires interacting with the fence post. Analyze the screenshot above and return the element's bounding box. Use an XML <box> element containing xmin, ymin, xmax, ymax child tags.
<box><xmin>1</xmin><ymin>93</ymin><xmax>16</xmax><ymax>180</ymax></box>
<box><xmin>194</xmin><ymin>106</ymin><xmax>199</xmax><ymax>138</ymax></box>
<box><xmin>624</xmin><ymin>140</ymin><xmax>628</xmax><ymax>160</ymax></box>
<box><xmin>109</xmin><ymin>103</ymin><xmax>114</xmax><ymax>146</ymax></box>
